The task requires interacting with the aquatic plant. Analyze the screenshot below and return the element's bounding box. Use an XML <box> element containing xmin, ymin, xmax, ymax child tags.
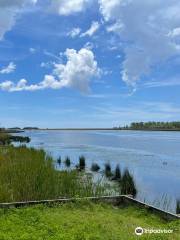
<box><xmin>64</xmin><ymin>157</ymin><xmax>71</xmax><ymax>167</ymax></box>
<box><xmin>120</xmin><ymin>169</ymin><xmax>137</xmax><ymax>197</ymax></box>
<box><xmin>104</xmin><ymin>163</ymin><xmax>112</xmax><ymax>177</ymax></box>
<box><xmin>79</xmin><ymin>155</ymin><xmax>86</xmax><ymax>170</ymax></box>
<box><xmin>91</xmin><ymin>163</ymin><xmax>100</xmax><ymax>172</ymax></box>
<box><xmin>176</xmin><ymin>199</ymin><xmax>180</xmax><ymax>214</ymax></box>
<box><xmin>113</xmin><ymin>164</ymin><xmax>121</xmax><ymax>181</ymax></box>
<box><xmin>57</xmin><ymin>156</ymin><xmax>61</xmax><ymax>165</ymax></box>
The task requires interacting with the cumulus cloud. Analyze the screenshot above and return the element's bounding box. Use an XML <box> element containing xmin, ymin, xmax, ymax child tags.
<box><xmin>50</xmin><ymin>0</ymin><xmax>90</xmax><ymax>16</ymax></box>
<box><xmin>0</xmin><ymin>0</ymin><xmax>37</xmax><ymax>40</ymax></box>
<box><xmin>0</xmin><ymin>48</ymin><xmax>100</xmax><ymax>93</ymax></box>
<box><xmin>0</xmin><ymin>62</ymin><xmax>16</xmax><ymax>74</ymax></box>
<box><xmin>81</xmin><ymin>21</ymin><xmax>100</xmax><ymax>37</ymax></box>
<box><xmin>99</xmin><ymin>0</ymin><xmax>180</xmax><ymax>87</ymax></box>
<box><xmin>67</xmin><ymin>27</ymin><xmax>81</xmax><ymax>38</ymax></box>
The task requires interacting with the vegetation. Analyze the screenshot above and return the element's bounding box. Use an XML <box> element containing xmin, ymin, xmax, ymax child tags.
<box><xmin>91</xmin><ymin>163</ymin><xmax>100</xmax><ymax>172</ymax></box>
<box><xmin>0</xmin><ymin>146</ymin><xmax>109</xmax><ymax>203</ymax></box>
<box><xmin>121</xmin><ymin>169</ymin><xmax>137</xmax><ymax>197</ymax></box>
<box><xmin>118</xmin><ymin>121</ymin><xmax>180</xmax><ymax>131</ymax></box>
<box><xmin>104</xmin><ymin>162</ymin><xmax>113</xmax><ymax>177</ymax></box>
<box><xmin>113</xmin><ymin>164</ymin><xmax>121</xmax><ymax>181</ymax></box>
<box><xmin>64</xmin><ymin>156</ymin><xmax>71</xmax><ymax>167</ymax></box>
<box><xmin>78</xmin><ymin>155</ymin><xmax>86</xmax><ymax>170</ymax></box>
<box><xmin>0</xmin><ymin>132</ymin><xmax>30</xmax><ymax>145</ymax></box>
<box><xmin>176</xmin><ymin>200</ymin><xmax>180</xmax><ymax>215</ymax></box>
<box><xmin>57</xmin><ymin>156</ymin><xmax>61</xmax><ymax>165</ymax></box>
<box><xmin>0</xmin><ymin>202</ymin><xmax>179</xmax><ymax>240</ymax></box>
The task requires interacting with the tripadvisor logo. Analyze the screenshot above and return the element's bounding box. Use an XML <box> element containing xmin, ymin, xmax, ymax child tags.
<box><xmin>135</xmin><ymin>226</ymin><xmax>173</xmax><ymax>236</ymax></box>
<box><xmin>135</xmin><ymin>227</ymin><xmax>144</xmax><ymax>236</ymax></box>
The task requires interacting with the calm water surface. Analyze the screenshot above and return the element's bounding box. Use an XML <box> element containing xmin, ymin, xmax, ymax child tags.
<box><xmin>17</xmin><ymin>130</ymin><xmax>180</xmax><ymax>212</ymax></box>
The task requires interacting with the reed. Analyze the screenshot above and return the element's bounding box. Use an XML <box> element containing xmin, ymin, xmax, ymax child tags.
<box><xmin>64</xmin><ymin>157</ymin><xmax>71</xmax><ymax>167</ymax></box>
<box><xmin>91</xmin><ymin>163</ymin><xmax>100</xmax><ymax>172</ymax></box>
<box><xmin>113</xmin><ymin>164</ymin><xmax>121</xmax><ymax>181</ymax></box>
<box><xmin>176</xmin><ymin>199</ymin><xmax>180</xmax><ymax>214</ymax></box>
<box><xmin>120</xmin><ymin>169</ymin><xmax>137</xmax><ymax>197</ymax></box>
<box><xmin>79</xmin><ymin>155</ymin><xmax>86</xmax><ymax>170</ymax></box>
<box><xmin>104</xmin><ymin>163</ymin><xmax>112</xmax><ymax>177</ymax></box>
<box><xmin>0</xmin><ymin>146</ymin><xmax>108</xmax><ymax>203</ymax></box>
<box><xmin>57</xmin><ymin>156</ymin><xmax>61</xmax><ymax>165</ymax></box>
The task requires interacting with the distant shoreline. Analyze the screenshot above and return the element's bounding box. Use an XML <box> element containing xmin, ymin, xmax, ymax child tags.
<box><xmin>22</xmin><ymin>128</ymin><xmax>180</xmax><ymax>131</ymax></box>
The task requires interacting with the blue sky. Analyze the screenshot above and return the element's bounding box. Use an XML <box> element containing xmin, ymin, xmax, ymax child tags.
<box><xmin>0</xmin><ymin>0</ymin><xmax>180</xmax><ymax>128</ymax></box>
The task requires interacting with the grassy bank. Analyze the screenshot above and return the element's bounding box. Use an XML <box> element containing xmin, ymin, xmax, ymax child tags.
<box><xmin>0</xmin><ymin>202</ymin><xmax>179</xmax><ymax>240</ymax></box>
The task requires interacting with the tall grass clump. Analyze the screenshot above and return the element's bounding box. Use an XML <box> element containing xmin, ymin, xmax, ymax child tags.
<box><xmin>104</xmin><ymin>163</ymin><xmax>112</xmax><ymax>177</ymax></box>
<box><xmin>112</xmin><ymin>164</ymin><xmax>121</xmax><ymax>181</ymax></box>
<box><xmin>79</xmin><ymin>155</ymin><xmax>86</xmax><ymax>170</ymax></box>
<box><xmin>176</xmin><ymin>199</ymin><xmax>180</xmax><ymax>214</ymax></box>
<box><xmin>64</xmin><ymin>156</ymin><xmax>71</xmax><ymax>167</ymax></box>
<box><xmin>57</xmin><ymin>156</ymin><xmax>61</xmax><ymax>165</ymax></box>
<box><xmin>0</xmin><ymin>146</ymin><xmax>109</xmax><ymax>203</ymax></box>
<box><xmin>91</xmin><ymin>163</ymin><xmax>100</xmax><ymax>172</ymax></box>
<box><xmin>120</xmin><ymin>169</ymin><xmax>137</xmax><ymax>197</ymax></box>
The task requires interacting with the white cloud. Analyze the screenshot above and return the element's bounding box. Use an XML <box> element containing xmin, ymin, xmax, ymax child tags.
<box><xmin>50</xmin><ymin>0</ymin><xmax>90</xmax><ymax>16</ymax></box>
<box><xmin>29</xmin><ymin>47</ymin><xmax>36</xmax><ymax>53</ymax></box>
<box><xmin>0</xmin><ymin>48</ymin><xmax>100</xmax><ymax>93</ymax></box>
<box><xmin>99</xmin><ymin>0</ymin><xmax>180</xmax><ymax>87</ymax></box>
<box><xmin>81</xmin><ymin>21</ymin><xmax>100</xmax><ymax>37</ymax></box>
<box><xmin>0</xmin><ymin>62</ymin><xmax>16</xmax><ymax>74</ymax></box>
<box><xmin>67</xmin><ymin>27</ymin><xmax>81</xmax><ymax>38</ymax></box>
<box><xmin>0</xmin><ymin>0</ymin><xmax>37</xmax><ymax>40</ymax></box>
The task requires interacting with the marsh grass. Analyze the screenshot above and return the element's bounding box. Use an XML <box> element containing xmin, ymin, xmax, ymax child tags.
<box><xmin>176</xmin><ymin>199</ymin><xmax>180</xmax><ymax>214</ymax></box>
<box><xmin>57</xmin><ymin>156</ymin><xmax>61</xmax><ymax>165</ymax></box>
<box><xmin>64</xmin><ymin>156</ymin><xmax>71</xmax><ymax>167</ymax></box>
<box><xmin>91</xmin><ymin>163</ymin><xmax>100</xmax><ymax>172</ymax></box>
<box><xmin>0</xmin><ymin>133</ymin><xmax>30</xmax><ymax>145</ymax></box>
<box><xmin>0</xmin><ymin>146</ymin><xmax>108</xmax><ymax>203</ymax></box>
<box><xmin>113</xmin><ymin>164</ymin><xmax>121</xmax><ymax>181</ymax></box>
<box><xmin>79</xmin><ymin>155</ymin><xmax>86</xmax><ymax>170</ymax></box>
<box><xmin>104</xmin><ymin>163</ymin><xmax>113</xmax><ymax>177</ymax></box>
<box><xmin>120</xmin><ymin>169</ymin><xmax>137</xmax><ymax>197</ymax></box>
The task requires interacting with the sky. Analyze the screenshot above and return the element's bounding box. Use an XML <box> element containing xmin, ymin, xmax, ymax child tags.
<box><xmin>0</xmin><ymin>0</ymin><xmax>180</xmax><ymax>128</ymax></box>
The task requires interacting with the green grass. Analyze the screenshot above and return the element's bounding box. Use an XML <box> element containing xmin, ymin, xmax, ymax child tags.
<box><xmin>0</xmin><ymin>146</ymin><xmax>110</xmax><ymax>202</ymax></box>
<box><xmin>0</xmin><ymin>202</ymin><xmax>179</xmax><ymax>240</ymax></box>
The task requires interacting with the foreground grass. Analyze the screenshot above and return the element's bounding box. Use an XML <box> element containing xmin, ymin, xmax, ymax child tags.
<box><xmin>0</xmin><ymin>146</ymin><xmax>109</xmax><ymax>202</ymax></box>
<box><xmin>0</xmin><ymin>202</ymin><xmax>179</xmax><ymax>240</ymax></box>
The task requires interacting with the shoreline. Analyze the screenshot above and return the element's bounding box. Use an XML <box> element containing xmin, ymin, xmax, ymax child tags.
<box><xmin>22</xmin><ymin>128</ymin><xmax>180</xmax><ymax>131</ymax></box>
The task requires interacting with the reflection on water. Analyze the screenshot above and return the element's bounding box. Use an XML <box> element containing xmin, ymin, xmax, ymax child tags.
<box><xmin>15</xmin><ymin>130</ymin><xmax>180</xmax><ymax>213</ymax></box>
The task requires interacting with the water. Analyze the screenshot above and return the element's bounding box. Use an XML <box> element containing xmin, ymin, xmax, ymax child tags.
<box><xmin>16</xmin><ymin>130</ymin><xmax>180</xmax><ymax>213</ymax></box>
